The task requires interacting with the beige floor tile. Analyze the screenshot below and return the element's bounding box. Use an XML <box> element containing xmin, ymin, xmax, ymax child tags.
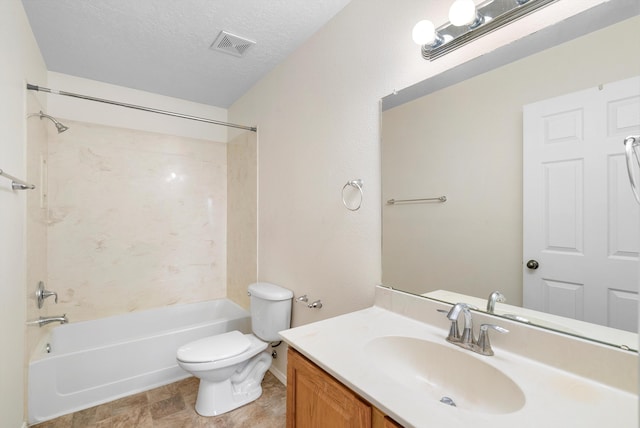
<box><xmin>92</xmin><ymin>401</ymin><xmax>112</xmax><ymax>422</ymax></box>
<box><xmin>176</xmin><ymin>375</ymin><xmax>199</xmax><ymax>395</ymax></box>
<box><xmin>30</xmin><ymin>414</ymin><xmax>73</xmax><ymax>428</ymax></box>
<box><xmin>96</xmin><ymin>390</ymin><xmax>149</xmax><ymax>420</ymax></box>
<box><xmin>70</xmin><ymin>406</ymin><xmax>97</xmax><ymax>427</ymax></box>
<box><xmin>32</xmin><ymin>370</ymin><xmax>286</xmax><ymax>428</ymax></box>
<box><xmin>95</xmin><ymin>406</ymin><xmax>153</xmax><ymax>428</ymax></box>
<box><xmin>152</xmin><ymin>409</ymin><xmax>204</xmax><ymax>428</ymax></box>
<box><xmin>149</xmin><ymin>393</ymin><xmax>186</xmax><ymax>420</ymax></box>
<box><xmin>147</xmin><ymin>381</ymin><xmax>181</xmax><ymax>404</ymax></box>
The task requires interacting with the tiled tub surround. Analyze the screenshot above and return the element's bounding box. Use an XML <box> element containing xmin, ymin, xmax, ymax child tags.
<box><xmin>46</xmin><ymin>120</ymin><xmax>228</xmax><ymax>322</ymax></box>
<box><xmin>28</xmin><ymin>299</ymin><xmax>250</xmax><ymax>424</ymax></box>
<box><xmin>280</xmin><ymin>286</ymin><xmax>638</xmax><ymax>428</ymax></box>
<box><xmin>226</xmin><ymin>131</ymin><xmax>258</xmax><ymax>310</ymax></box>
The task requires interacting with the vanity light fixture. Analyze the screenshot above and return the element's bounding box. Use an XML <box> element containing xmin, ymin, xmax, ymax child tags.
<box><xmin>448</xmin><ymin>0</ymin><xmax>484</xmax><ymax>28</ymax></box>
<box><xmin>412</xmin><ymin>0</ymin><xmax>558</xmax><ymax>61</ymax></box>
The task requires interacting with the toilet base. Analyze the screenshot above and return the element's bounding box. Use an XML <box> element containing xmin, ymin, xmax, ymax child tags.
<box><xmin>194</xmin><ymin>351</ymin><xmax>272</xmax><ymax>416</ymax></box>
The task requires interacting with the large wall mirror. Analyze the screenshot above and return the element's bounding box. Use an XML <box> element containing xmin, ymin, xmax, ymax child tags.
<box><xmin>381</xmin><ymin>1</ymin><xmax>640</xmax><ymax>351</ymax></box>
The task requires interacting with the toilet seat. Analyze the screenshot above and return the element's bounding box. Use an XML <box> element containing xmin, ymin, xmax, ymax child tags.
<box><xmin>177</xmin><ymin>331</ymin><xmax>250</xmax><ymax>363</ymax></box>
<box><xmin>176</xmin><ymin>332</ymin><xmax>268</xmax><ymax>372</ymax></box>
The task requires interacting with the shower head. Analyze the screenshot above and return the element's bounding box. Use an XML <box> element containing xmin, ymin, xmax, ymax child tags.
<box><xmin>37</xmin><ymin>111</ymin><xmax>69</xmax><ymax>133</ymax></box>
<box><xmin>54</xmin><ymin>121</ymin><xmax>69</xmax><ymax>134</ymax></box>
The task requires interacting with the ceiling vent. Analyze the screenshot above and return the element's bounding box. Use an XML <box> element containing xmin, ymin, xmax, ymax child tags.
<box><xmin>211</xmin><ymin>31</ymin><xmax>255</xmax><ymax>58</ymax></box>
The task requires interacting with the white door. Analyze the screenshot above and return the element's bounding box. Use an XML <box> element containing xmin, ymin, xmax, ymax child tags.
<box><xmin>523</xmin><ymin>76</ymin><xmax>640</xmax><ymax>331</ymax></box>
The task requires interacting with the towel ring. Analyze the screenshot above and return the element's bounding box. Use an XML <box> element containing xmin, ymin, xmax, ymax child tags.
<box><xmin>342</xmin><ymin>179</ymin><xmax>363</xmax><ymax>211</ymax></box>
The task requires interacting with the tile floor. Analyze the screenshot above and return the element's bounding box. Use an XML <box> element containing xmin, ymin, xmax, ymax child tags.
<box><xmin>32</xmin><ymin>372</ymin><xmax>286</xmax><ymax>428</ymax></box>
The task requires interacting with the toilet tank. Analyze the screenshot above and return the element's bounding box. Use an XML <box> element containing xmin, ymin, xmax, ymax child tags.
<box><xmin>248</xmin><ymin>282</ymin><xmax>293</xmax><ymax>342</ymax></box>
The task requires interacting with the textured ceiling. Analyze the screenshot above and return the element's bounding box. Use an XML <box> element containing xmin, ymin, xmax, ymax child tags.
<box><xmin>21</xmin><ymin>0</ymin><xmax>351</xmax><ymax>108</ymax></box>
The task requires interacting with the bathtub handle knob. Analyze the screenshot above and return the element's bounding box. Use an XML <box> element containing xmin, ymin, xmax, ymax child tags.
<box><xmin>36</xmin><ymin>281</ymin><xmax>58</xmax><ymax>308</ymax></box>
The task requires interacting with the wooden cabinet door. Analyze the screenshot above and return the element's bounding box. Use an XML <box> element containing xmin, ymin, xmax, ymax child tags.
<box><xmin>287</xmin><ymin>348</ymin><xmax>371</xmax><ymax>428</ymax></box>
<box><xmin>372</xmin><ymin>407</ymin><xmax>403</xmax><ymax>428</ymax></box>
<box><xmin>383</xmin><ymin>416</ymin><xmax>404</xmax><ymax>428</ymax></box>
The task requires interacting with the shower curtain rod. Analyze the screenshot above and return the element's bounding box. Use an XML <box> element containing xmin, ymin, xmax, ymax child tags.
<box><xmin>26</xmin><ymin>83</ymin><xmax>257</xmax><ymax>132</ymax></box>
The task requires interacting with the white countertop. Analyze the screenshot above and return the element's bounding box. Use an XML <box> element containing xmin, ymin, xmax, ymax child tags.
<box><xmin>279</xmin><ymin>305</ymin><xmax>637</xmax><ymax>428</ymax></box>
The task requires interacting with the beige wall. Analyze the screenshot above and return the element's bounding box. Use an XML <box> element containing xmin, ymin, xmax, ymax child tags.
<box><xmin>228</xmin><ymin>0</ymin><xmax>615</xmax><ymax>377</ymax></box>
<box><xmin>227</xmin><ymin>131</ymin><xmax>258</xmax><ymax>309</ymax></box>
<box><xmin>381</xmin><ymin>16</ymin><xmax>640</xmax><ymax>305</ymax></box>
<box><xmin>0</xmin><ymin>1</ymin><xmax>47</xmax><ymax>426</ymax></box>
<box><xmin>47</xmin><ymin>72</ymin><xmax>229</xmax><ymax>143</ymax></box>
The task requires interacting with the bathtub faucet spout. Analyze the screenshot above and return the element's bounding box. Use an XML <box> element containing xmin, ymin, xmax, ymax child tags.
<box><xmin>27</xmin><ymin>314</ymin><xmax>68</xmax><ymax>327</ymax></box>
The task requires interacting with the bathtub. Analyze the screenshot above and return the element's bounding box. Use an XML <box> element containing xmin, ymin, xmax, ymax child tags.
<box><xmin>28</xmin><ymin>299</ymin><xmax>251</xmax><ymax>424</ymax></box>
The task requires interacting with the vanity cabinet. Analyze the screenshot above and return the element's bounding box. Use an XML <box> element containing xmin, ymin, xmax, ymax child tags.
<box><xmin>286</xmin><ymin>348</ymin><xmax>403</xmax><ymax>428</ymax></box>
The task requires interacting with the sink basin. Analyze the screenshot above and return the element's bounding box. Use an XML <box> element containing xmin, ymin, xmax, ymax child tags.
<box><xmin>364</xmin><ymin>336</ymin><xmax>525</xmax><ymax>414</ymax></box>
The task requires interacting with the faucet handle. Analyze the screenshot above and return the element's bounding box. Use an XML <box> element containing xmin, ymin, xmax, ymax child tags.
<box><xmin>477</xmin><ymin>324</ymin><xmax>509</xmax><ymax>356</ymax></box>
<box><xmin>43</xmin><ymin>290</ymin><xmax>58</xmax><ymax>303</ymax></box>
<box><xmin>481</xmin><ymin>324</ymin><xmax>509</xmax><ymax>334</ymax></box>
<box><xmin>36</xmin><ymin>281</ymin><xmax>58</xmax><ymax>308</ymax></box>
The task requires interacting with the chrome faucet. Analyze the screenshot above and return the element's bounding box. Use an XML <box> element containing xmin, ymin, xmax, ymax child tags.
<box><xmin>27</xmin><ymin>314</ymin><xmax>68</xmax><ymax>327</ymax></box>
<box><xmin>486</xmin><ymin>291</ymin><xmax>506</xmax><ymax>313</ymax></box>
<box><xmin>440</xmin><ymin>303</ymin><xmax>508</xmax><ymax>356</ymax></box>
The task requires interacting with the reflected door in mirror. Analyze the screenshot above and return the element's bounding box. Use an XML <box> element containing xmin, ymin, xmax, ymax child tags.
<box><xmin>523</xmin><ymin>76</ymin><xmax>640</xmax><ymax>332</ymax></box>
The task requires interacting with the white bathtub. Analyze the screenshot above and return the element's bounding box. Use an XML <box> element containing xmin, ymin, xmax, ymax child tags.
<box><xmin>28</xmin><ymin>299</ymin><xmax>251</xmax><ymax>424</ymax></box>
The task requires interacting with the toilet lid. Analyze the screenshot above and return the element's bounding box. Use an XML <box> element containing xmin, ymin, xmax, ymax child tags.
<box><xmin>177</xmin><ymin>331</ymin><xmax>251</xmax><ymax>363</ymax></box>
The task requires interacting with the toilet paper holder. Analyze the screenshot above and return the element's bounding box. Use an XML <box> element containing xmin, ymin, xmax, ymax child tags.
<box><xmin>296</xmin><ymin>294</ymin><xmax>323</xmax><ymax>309</ymax></box>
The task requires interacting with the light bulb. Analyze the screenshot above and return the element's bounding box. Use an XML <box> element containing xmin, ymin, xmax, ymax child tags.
<box><xmin>449</xmin><ymin>0</ymin><xmax>477</xmax><ymax>26</ymax></box>
<box><xmin>412</xmin><ymin>20</ymin><xmax>437</xmax><ymax>46</ymax></box>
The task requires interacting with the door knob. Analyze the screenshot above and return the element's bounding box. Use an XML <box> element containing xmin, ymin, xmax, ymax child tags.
<box><xmin>526</xmin><ymin>260</ymin><xmax>539</xmax><ymax>270</ymax></box>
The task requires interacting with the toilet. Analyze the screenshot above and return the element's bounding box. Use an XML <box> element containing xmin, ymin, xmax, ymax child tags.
<box><xmin>176</xmin><ymin>282</ymin><xmax>293</xmax><ymax>416</ymax></box>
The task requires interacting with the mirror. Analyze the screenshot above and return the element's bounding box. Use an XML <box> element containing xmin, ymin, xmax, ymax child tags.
<box><xmin>381</xmin><ymin>1</ymin><xmax>640</xmax><ymax>350</ymax></box>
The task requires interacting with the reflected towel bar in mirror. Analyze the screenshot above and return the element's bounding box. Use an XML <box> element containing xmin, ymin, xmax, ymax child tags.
<box><xmin>0</xmin><ymin>168</ymin><xmax>35</xmax><ymax>190</ymax></box>
<box><xmin>387</xmin><ymin>196</ymin><xmax>446</xmax><ymax>205</ymax></box>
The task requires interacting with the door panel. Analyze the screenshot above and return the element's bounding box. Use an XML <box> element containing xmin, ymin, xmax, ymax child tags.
<box><xmin>543</xmin><ymin>160</ymin><xmax>584</xmax><ymax>253</ymax></box>
<box><xmin>608</xmin><ymin>154</ymin><xmax>639</xmax><ymax>259</ymax></box>
<box><xmin>542</xmin><ymin>279</ymin><xmax>584</xmax><ymax>319</ymax></box>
